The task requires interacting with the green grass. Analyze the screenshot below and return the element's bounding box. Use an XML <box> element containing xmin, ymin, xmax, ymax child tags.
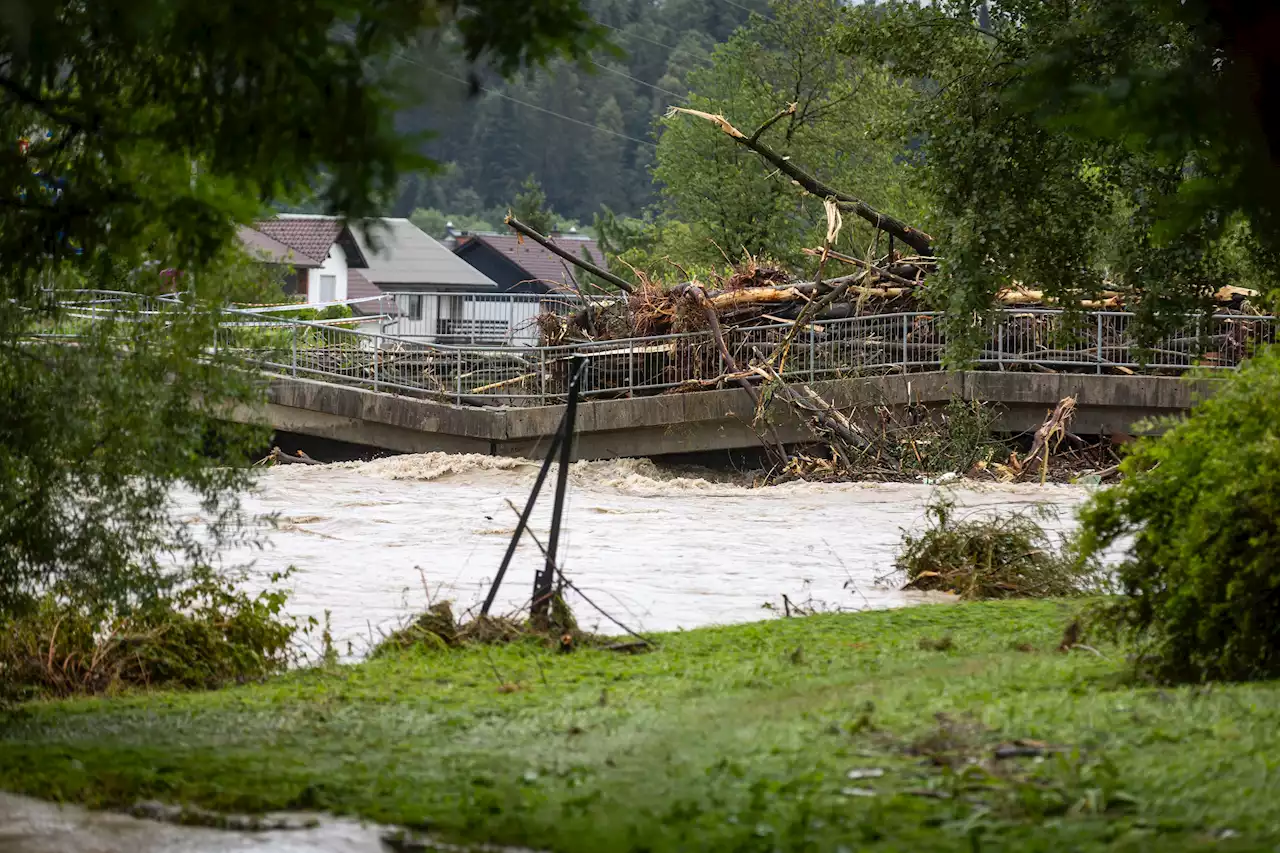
<box><xmin>2</xmin><ymin>601</ymin><xmax>1279</xmax><ymax>851</ymax></box>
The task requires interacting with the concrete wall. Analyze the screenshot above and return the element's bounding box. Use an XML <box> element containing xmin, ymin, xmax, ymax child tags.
<box><xmin>237</xmin><ymin>371</ymin><xmax>1219</xmax><ymax>461</ymax></box>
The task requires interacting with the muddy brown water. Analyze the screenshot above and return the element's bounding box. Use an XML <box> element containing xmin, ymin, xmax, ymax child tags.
<box><xmin>3</xmin><ymin>454</ymin><xmax>1105</xmax><ymax>851</ymax></box>
<box><xmin>170</xmin><ymin>453</ymin><xmax>1098</xmax><ymax>658</ymax></box>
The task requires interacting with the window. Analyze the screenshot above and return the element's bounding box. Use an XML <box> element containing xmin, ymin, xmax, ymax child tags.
<box><xmin>404</xmin><ymin>294</ymin><xmax>424</xmax><ymax>320</ymax></box>
<box><xmin>319</xmin><ymin>274</ymin><xmax>336</xmax><ymax>303</ymax></box>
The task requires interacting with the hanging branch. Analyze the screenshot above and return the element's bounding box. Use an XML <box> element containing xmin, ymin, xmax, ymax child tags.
<box><xmin>668</xmin><ymin>106</ymin><xmax>935</xmax><ymax>256</ymax></box>
<box><xmin>505</xmin><ymin>215</ymin><xmax>634</xmax><ymax>294</ymax></box>
<box><xmin>748</xmin><ymin>102</ymin><xmax>798</xmax><ymax>144</ymax></box>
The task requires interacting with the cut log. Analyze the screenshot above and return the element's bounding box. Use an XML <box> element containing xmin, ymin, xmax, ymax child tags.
<box><xmin>707</xmin><ymin>286</ymin><xmax>806</xmax><ymax>310</ymax></box>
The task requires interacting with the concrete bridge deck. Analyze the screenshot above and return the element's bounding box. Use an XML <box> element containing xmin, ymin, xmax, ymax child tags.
<box><xmin>248</xmin><ymin>371</ymin><xmax>1213</xmax><ymax>460</ymax></box>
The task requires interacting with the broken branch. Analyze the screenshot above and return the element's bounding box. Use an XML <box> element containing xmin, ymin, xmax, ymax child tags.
<box><xmin>669</xmin><ymin>107</ymin><xmax>934</xmax><ymax>256</ymax></box>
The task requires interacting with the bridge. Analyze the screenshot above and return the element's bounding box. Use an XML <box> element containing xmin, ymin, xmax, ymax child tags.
<box><xmin>258</xmin><ymin>370</ymin><xmax>1216</xmax><ymax>459</ymax></box>
<box><xmin>59</xmin><ymin>292</ymin><xmax>1269</xmax><ymax>459</ymax></box>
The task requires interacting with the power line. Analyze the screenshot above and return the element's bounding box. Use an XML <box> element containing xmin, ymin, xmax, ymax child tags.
<box><xmin>593</xmin><ymin>21</ymin><xmax>711</xmax><ymax>65</ymax></box>
<box><xmin>398</xmin><ymin>57</ymin><xmax>659</xmax><ymax>149</ymax></box>
<box><xmin>713</xmin><ymin>0</ymin><xmax>776</xmax><ymax>22</ymax></box>
<box><xmin>587</xmin><ymin>59</ymin><xmax>687</xmax><ymax>102</ymax></box>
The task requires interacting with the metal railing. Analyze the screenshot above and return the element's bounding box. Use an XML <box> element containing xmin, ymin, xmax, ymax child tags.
<box><xmin>210</xmin><ymin>305</ymin><xmax>1277</xmax><ymax>406</ymax></box>
<box><xmin>42</xmin><ymin>292</ymin><xmax>1278</xmax><ymax>407</ymax></box>
<box><xmin>374</xmin><ymin>291</ymin><xmax>615</xmax><ymax>347</ymax></box>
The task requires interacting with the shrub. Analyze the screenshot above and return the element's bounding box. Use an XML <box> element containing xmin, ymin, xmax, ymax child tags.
<box><xmin>1077</xmin><ymin>346</ymin><xmax>1280</xmax><ymax>682</ymax></box>
<box><xmin>898</xmin><ymin>493</ymin><xmax>1095</xmax><ymax>599</ymax></box>
<box><xmin>0</xmin><ymin>570</ymin><xmax>297</xmax><ymax>701</ymax></box>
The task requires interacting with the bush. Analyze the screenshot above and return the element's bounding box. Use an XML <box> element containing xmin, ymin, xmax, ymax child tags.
<box><xmin>0</xmin><ymin>571</ymin><xmax>297</xmax><ymax>701</ymax></box>
<box><xmin>898</xmin><ymin>493</ymin><xmax>1094</xmax><ymax>600</ymax></box>
<box><xmin>1077</xmin><ymin>346</ymin><xmax>1280</xmax><ymax>682</ymax></box>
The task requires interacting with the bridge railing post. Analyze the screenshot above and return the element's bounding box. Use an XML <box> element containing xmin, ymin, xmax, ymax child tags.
<box><xmin>901</xmin><ymin>314</ymin><xmax>909</xmax><ymax>370</ymax></box>
<box><xmin>807</xmin><ymin>322</ymin><xmax>815</xmax><ymax>382</ymax></box>
<box><xmin>997</xmin><ymin>314</ymin><xmax>1004</xmax><ymax>370</ymax></box>
<box><xmin>291</xmin><ymin>321</ymin><xmax>297</xmax><ymax>377</ymax></box>
<box><xmin>628</xmin><ymin>337</ymin><xmax>635</xmax><ymax>397</ymax></box>
<box><xmin>1096</xmin><ymin>312</ymin><xmax>1103</xmax><ymax>374</ymax></box>
<box><xmin>455</xmin><ymin>349</ymin><xmax>463</xmax><ymax>405</ymax></box>
<box><xmin>540</xmin><ymin>347</ymin><xmax>548</xmax><ymax>404</ymax></box>
<box><xmin>373</xmin><ymin>332</ymin><xmax>380</xmax><ymax>391</ymax></box>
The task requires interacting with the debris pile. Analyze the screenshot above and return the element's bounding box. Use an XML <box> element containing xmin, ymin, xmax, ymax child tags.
<box><xmin>894</xmin><ymin>493</ymin><xmax>1100</xmax><ymax>600</ymax></box>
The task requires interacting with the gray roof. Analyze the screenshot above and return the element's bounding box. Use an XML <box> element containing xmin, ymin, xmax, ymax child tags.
<box><xmin>237</xmin><ymin>226</ymin><xmax>323</xmax><ymax>268</ymax></box>
<box><xmin>352</xmin><ymin>218</ymin><xmax>497</xmax><ymax>290</ymax></box>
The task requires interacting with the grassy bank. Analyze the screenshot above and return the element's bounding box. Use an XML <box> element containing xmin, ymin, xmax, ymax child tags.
<box><xmin>1</xmin><ymin>601</ymin><xmax>1277</xmax><ymax>851</ymax></box>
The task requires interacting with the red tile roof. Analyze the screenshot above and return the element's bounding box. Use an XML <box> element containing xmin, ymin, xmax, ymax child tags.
<box><xmin>237</xmin><ymin>226</ymin><xmax>323</xmax><ymax>267</ymax></box>
<box><xmin>254</xmin><ymin>217</ymin><xmax>344</xmax><ymax>265</ymax></box>
<box><xmin>345</xmin><ymin>269</ymin><xmax>388</xmax><ymax>315</ymax></box>
<box><xmin>461</xmin><ymin>234</ymin><xmax>603</xmax><ymax>287</ymax></box>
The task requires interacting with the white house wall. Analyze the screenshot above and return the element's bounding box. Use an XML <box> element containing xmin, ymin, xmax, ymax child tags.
<box><xmin>385</xmin><ymin>293</ymin><xmax>444</xmax><ymax>339</ymax></box>
<box><xmin>306</xmin><ymin>242</ymin><xmax>349</xmax><ymax>303</ymax></box>
<box><xmin>380</xmin><ymin>294</ymin><xmax>547</xmax><ymax>345</ymax></box>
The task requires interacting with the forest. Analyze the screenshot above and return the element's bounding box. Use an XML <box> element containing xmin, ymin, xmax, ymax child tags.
<box><xmin>387</xmin><ymin>0</ymin><xmax>772</xmax><ymax>232</ymax></box>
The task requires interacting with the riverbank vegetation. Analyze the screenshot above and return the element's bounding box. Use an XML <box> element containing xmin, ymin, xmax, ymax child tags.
<box><xmin>898</xmin><ymin>494</ymin><xmax>1098</xmax><ymax>601</ymax></box>
<box><xmin>2</xmin><ymin>602</ymin><xmax>1277</xmax><ymax>851</ymax></box>
<box><xmin>0</xmin><ymin>0</ymin><xmax>603</xmax><ymax>702</ymax></box>
<box><xmin>1077</xmin><ymin>346</ymin><xmax>1280</xmax><ymax>683</ymax></box>
<box><xmin>0</xmin><ymin>572</ymin><xmax>297</xmax><ymax>703</ymax></box>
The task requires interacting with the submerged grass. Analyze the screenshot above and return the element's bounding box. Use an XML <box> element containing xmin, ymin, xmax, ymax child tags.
<box><xmin>1</xmin><ymin>601</ymin><xmax>1278</xmax><ymax>852</ymax></box>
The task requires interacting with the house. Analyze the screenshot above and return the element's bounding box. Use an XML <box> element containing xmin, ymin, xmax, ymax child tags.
<box><xmin>240</xmin><ymin>215</ymin><xmax>563</xmax><ymax>345</ymax></box>
<box><xmin>240</xmin><ymin>217</ymin><xmax>500</xmax><ymax>336</ymax></box>
<box><xmin>244</xmin><ymin>215</ymin><xmax>371</xmax><ymax>308</ymax></box>
<box><xmin>452</xmin><ymin>231</ymin><xmax>604</xmax><ymax>295</ymax></box>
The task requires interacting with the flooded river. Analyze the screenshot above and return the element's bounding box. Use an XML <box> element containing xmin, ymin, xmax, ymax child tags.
<box><xmin>173</xmin><ymin>453</ymin><xmax>1095</xmax><ymax>656</ymax></box>
<box><xmin>2</xmin><ymin>455</ymin><xmax>1101</xmax><ymax>852</ymax></box>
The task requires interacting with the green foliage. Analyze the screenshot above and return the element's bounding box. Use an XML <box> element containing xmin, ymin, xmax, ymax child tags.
<box><xmin>0</xmin><ymin>0</ymin><xmax>604</xmax><ymax>623</ymax></box>
<box><xmin>1077</xmin><ymin>347</ymin><xmax>1280</xmax><ymax>683</ymax></box>
<box><xmin>396</xmin><ymin>0</ymin><xmax>772</xmax><ymax>223</ymax></box>
<box><xmin>0</xmin><ymin>569</ymin><xmax>297</xmax><ymax>701</ymax></box>
<box><xmin>0</xmin><ymin>280</ymin><xmax>269</xmax><ymax>618</ymax></box>
<box><xmin>898</xmin><ymin>493</ymin><xmax>1095</xmax><ymax>600</ymax></box>
<box><xmin>655</xmin><ymin>0</ymin><xmax>923</xmax><ymax>270</ymax></box>
<box><xmin>904</xmin><ymin>398</ymin><xmax>1008</xmax><ymax>476</ymax></box>
<box><xmin>1008</xmin><ymin>0</ymin><xmax>1280</xmax><ymax>260</ymax></box>
<box><xmin>510</xmin><ymin>175</ymin><xmax>558</xmax><ymax>235</ymax></box>
<box><xmin>840</xmin><ymin>0</ymin><xmax>1279</xmax><ymax>358</ymax></box>
<box><xmin>4</xmin><ymin>602</ymin><xmax>1280</xmax><ymax>849</ymax></box>
<box><xmin>593</xmin><ymin>209</ymin><xmax>711</xmax><ymax>283</ymax></box>
<box><xmin>0</xmin><ymin>0</ymin><xmax>604</xmax><ymax>284</ymax></box>
<box><xmin>409</xmin><ymin>207</ymin><xmax>450</xmax><ymax>238</ymax></box>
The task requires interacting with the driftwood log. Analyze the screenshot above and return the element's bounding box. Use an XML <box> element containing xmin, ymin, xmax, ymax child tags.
<box><xmin>261</xmin><ymin>447</ymin><xmax>324</xmax><ymax>466</ymax></box>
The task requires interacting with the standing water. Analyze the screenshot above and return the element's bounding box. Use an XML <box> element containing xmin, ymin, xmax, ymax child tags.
<box><xmin>172</xmin><ymin>453</ymin><xmax>1096</xmax><ymax>655</ymax></box>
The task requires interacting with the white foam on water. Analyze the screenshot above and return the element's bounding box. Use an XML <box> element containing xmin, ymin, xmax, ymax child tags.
<box><xmin>173</xmin><ymin>453</ymin><xmax>1100</xmax><ymax>659</ymax></box>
